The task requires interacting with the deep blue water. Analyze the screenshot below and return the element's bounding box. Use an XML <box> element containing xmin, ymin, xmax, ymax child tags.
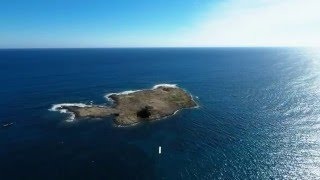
<box><xmin>1</xmin><ymin>48</ymin><xmax>320</xmax><ymax>179</ymax></box>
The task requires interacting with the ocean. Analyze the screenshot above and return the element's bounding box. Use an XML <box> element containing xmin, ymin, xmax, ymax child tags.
<box><xmin>0</xmin><ymin>48</ymin><xmax>320</xmax><ymax>179</ymax></box>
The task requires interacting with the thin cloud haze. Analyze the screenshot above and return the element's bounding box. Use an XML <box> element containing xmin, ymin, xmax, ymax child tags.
<box><xmin>0</xmin><ymin>0</ymin><xmax>319</xmax><ymax>48</ymax></box>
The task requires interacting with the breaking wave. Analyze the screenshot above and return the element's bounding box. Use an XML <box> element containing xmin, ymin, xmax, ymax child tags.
<box><xmin>49</xmin><ymin>103</ymin><xmax>91</xmax><ymax>122</ymax></box>
<box><xmin>104</xmin><ymin>83</ymin><xmax>177</xmax><ymax>101</ymax></box>
<box><xmin>152</xmin><ymin>84</ymin><xmax>177</xmax><ymax>89</ymax></box>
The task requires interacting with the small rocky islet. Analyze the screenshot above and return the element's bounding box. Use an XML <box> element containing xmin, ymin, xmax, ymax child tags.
<box><xmin>52</xmin><ymin>85</ymin><xmax>197</xmax><ymax>126</ymax></box>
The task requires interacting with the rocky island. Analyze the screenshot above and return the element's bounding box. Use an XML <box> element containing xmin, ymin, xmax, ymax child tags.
<box><xmin>51</xmin><ymin>84</ymin><xmax>197</xmax><ymax>126</ymax></box>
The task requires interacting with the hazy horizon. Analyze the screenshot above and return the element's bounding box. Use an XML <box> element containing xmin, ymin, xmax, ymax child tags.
<box><xmin>1</xmin><ymin>0</ymin><xmax>320</xmax><ymax>48</ymax></box>
<box><xmin>0</xmin><ymin>46</ymin><xmax>318</xmax><ymax>50</ymax></box>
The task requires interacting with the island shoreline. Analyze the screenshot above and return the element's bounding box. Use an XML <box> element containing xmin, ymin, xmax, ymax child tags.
<box><xmin>50</xmin><ymin>84</ymin><xmax>198</xmax><ymax>126</ymax></box>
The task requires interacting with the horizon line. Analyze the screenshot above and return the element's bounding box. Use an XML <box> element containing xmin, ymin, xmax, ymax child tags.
<box><xmin>0</xmin><ymin>46</ymin><xmax>317</xmax><ymax>50</ymax></box>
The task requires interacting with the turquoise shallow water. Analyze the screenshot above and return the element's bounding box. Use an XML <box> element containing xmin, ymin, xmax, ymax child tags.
<box><xmin>0</xmin><ymin>48</ymin><xmax>320</xmax><ymax>179</ymax></box>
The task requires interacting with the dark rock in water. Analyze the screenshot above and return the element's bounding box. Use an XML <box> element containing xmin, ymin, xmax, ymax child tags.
<box><xmin>56</xmin><ymin>85</ymin><xmax>197</xmax><ymax>126</ymax></box>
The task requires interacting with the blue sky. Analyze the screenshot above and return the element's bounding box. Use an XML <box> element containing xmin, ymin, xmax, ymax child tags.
<box><xmin>1</xmin><ymin>0</ymin><xmax>319</xmax><ymax>48</ymax></box>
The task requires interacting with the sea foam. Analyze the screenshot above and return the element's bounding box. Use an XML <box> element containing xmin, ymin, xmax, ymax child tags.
<box><xmin>49</xmin><ymin>103</ymin><xmax>91</xmax><ymax>122</ymax></box>
<box><xmin>152</xmin><ymin>84</ymin><xmax>177</xmax><ymax>89</ymax></box>
<box><xmin>104</xmin><ymin>83</ymin><xmax>177</xmax><ymax>101</ymax></box>
<box><xmin>104</xmin><ymin>90</ymin><xmax>142</xmax><ymax>101</ymax></box>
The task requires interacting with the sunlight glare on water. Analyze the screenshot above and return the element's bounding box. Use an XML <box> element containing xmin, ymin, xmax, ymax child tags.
<box><xmin>275</xmin><ymin>48</ymin><xmax>320</xmax><ymax>178</ymax></box>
